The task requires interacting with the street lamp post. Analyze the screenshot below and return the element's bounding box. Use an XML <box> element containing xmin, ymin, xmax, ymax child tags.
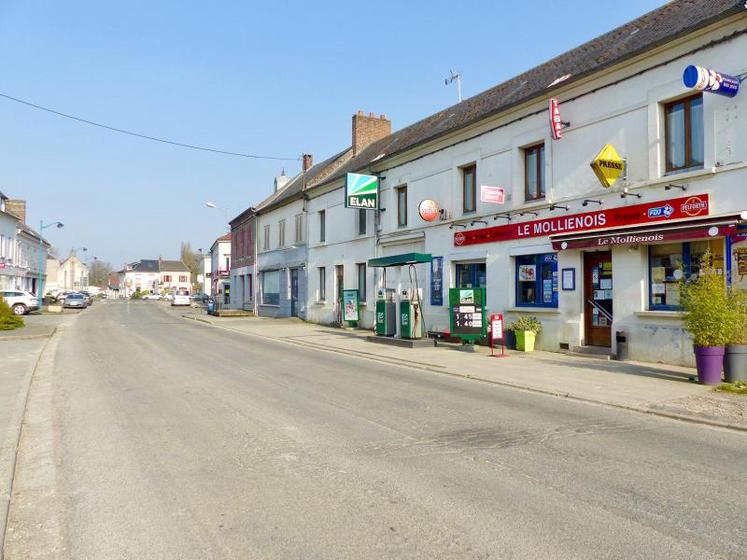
<box><xmin>205</xmin><ymin>202</ymin><xmax>231</xmax><ymax>231</ymax></box>
<box><xmin>37</xmin><ymin>220</ymin><xmax>64</xmax><ymax>309</ymax></box>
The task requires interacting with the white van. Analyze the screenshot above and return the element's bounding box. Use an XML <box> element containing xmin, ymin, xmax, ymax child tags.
<box><xmin>171</xmin><ymin>288</ymin><xmax>190</xmax><ymax>307</ymax></box>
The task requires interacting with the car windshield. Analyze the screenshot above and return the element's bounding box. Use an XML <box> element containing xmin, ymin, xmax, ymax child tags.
<box><xmin>69</xmin><ymin>294</ymin><xmax>84</xmax><ymax>299</ymax></box>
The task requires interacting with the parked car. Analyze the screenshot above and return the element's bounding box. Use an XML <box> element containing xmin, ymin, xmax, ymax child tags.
<box><xmin>171</xmin><ymin>288</ymin><xmax>190</xmax><ymax>307</ymax></box>
<box><xmin>0</xmin><ymin>290</ymin><xmax>40</xmax><ymax>315</ymax></box>
<box><xmin>79</xmin><ymin>291</ymin><xmax>94</xmax><ymax>305</ymax></box>
<box><xmin>63</xmin><ymin>293</ymin><xmax>88</xmax><ymax>309</ymax></box>
<box><xmin>55</xmin><ymin>291</ymin><xmax>75</xmax><ymax>302</ymax></box>
<box><xmin>143</xmin><ymin>293</ymin><xmax>162</xmax><ymax>300</ymax></box>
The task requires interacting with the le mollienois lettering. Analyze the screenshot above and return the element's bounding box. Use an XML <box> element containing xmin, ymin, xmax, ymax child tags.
<box><xmin>597</xmin><ymin>233</ymin><xmax>664</xmax><ymax>247</ymax></box>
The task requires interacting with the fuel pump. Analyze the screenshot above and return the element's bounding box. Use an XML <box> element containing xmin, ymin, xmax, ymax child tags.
<box><xmin>399</xmin><ymin>264</ymin><xmax>424</xmax><ymax>339</ymax></box>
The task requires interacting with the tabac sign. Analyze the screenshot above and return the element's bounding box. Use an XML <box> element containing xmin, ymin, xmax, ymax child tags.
<box><xmin>345</xmin><ymin>173</ymin><xmax>379</xmax><ymax>209</ymax></box>
<box><xmin>590</xmin><ymin>143</ymin><xmax>624</xmax><ymax>188</ymax></box>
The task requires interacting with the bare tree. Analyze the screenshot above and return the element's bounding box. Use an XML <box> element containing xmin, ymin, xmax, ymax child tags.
<box><xmin>180</xmin><ymin>242</ymin><xmax>202</xmax><ymax>288</ymax></box>
<box><xmin>89</xmin><ymin>259</ymin><xmax>113</xmax><ymax>287</ymax></box>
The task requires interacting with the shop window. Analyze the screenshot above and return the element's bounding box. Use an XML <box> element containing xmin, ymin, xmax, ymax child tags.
<box><xmin>516</xmin><ymin>253</ymin><xmax>558</xmax><ymax>307</ymax></box>
<box><xmin>648</xmin><ymin>240</ymin><xmax>724</xmax><ymax>310</ymax></box>
<box><xmin>524</xmin><ymin>143</ymin><xmax>545</xmax><ymax>201</ymax></box>
<box><xmin>462</xmin><ymin>165</ymin><xmax>476</xmax><ymax>214</ymax></box>
<box><xmin>456</xmin><ymin>262</ymin><xmax>486</xmax><ymax>290</ymax></box>
<box><xmin>261</xmin><ymin>270</ymin><xmax>280</xmax><ymax>306</ymax></box>
<box><xmin>665</xmin><ymin>94</ymin><xmax>703</xmax><ymax>173</ymax></box>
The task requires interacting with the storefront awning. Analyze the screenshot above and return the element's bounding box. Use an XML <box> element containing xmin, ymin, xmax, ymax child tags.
<box><xmin>367</xmin><ymin>253</ymin><xmax>433</xmax><ymax>267</ymax></box>
<box><xmin>550</xmin><ymin>211</ymin><xmax>747</xmax><ymax>251</ymax></box>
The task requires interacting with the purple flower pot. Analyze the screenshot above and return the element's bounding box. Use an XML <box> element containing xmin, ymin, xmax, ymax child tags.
<box><xmin>693</xmin><ymin>346</ymin><xmax>724</xmax><ymax>385</ymax></box>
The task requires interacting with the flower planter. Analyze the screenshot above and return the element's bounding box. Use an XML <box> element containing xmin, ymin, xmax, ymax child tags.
<box><xmin>693</xmin><ymin>345</ymin><xmax>724</xmax><ymax>385</ymax></box>
<box><xmin>504</xmin><ymin>330</ymin><xmax>516</xmax><ymax>350</ymax></box>
<box><xmin>515</xmin><ymin>331</ymin><xmax>536</xmax><ymax>352</ymax></box>
<box><xmin>724</xmin><ymin>344</ymin><xmax>747</xmax><ymax>383</ymax></box>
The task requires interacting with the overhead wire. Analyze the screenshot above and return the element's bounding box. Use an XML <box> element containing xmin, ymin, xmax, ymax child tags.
<box><xmin>0</xmin><ymin>91</ymin><xmax>299</xmax><ymax>161</ymax></box>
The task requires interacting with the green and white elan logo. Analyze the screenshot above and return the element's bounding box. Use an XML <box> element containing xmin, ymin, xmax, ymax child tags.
<box><xmin>345</xmin><ymin>173</ymin><xmax>378</xmax><ymax>209</ymax></box>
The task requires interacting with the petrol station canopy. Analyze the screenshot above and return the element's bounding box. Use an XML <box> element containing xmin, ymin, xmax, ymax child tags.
<box><xmin>367</xmin><ymin>253</ymin><xmax>433</xmax><ymax>268</ymax></box>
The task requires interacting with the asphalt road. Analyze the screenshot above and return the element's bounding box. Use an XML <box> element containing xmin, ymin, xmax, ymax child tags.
<box><xmin>5</xmin><ymin>301</ymin><xmax>747</xmax><ymax>559</ymax></box>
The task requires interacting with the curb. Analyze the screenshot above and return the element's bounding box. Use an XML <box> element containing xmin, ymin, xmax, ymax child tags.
<box><xmin>181</xmin><ymin>315</ymin><xmax>747</xmax><ymax>434</ymax></box>
<box><xmin>0</xmin><ymin>327</ymin><xmax>57</xmax><ymax>342</ymax></box>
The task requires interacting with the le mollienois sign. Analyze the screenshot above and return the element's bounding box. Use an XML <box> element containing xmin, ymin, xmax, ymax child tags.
<box><xmin>453</xmin><ymin>194</ymin><xmax>710</xmax><ymax>247</ymax></box>
<box><xmin>345</xmin><ymin>173</ymin><xmax>379</xmax><ymax>209</ymax></box>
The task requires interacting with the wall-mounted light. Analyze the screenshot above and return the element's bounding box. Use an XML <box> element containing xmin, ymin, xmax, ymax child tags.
<box><xmin>549</xmin><ymin>204</ymin><xmax>569</xmax><ymax>211</ymax></box>
<box><xmin>449</xmin><ymin>223</ymin><xmax>467</xmax><ymax>230</ymax></box>
<box><xmin>470</xmin><ymin>220</ymin><xmax>488</xmax><ymax>226</ymax></box>
<box><xmin>519</xmin><ymin>211</ymin><xmax>539</xmax><ymax>217</ymax></box>
<box><xmin>582</xmin><ymin>199</ymin><xmax>603</xmax><ymax>207</ymax></box>
<box><xmin>664</xmin><ymin>183</ymin><xmax>687</xmax><ymax>192</ymax></box>
<box><xmin>493</xmin><ymin>213</ymin><xmax>512</xmax><ymax>221</ymax></box>
<box><xmin>620</xmin><ymin>189</ymin><xmax>641</xmax><ymax>199</ymax></box>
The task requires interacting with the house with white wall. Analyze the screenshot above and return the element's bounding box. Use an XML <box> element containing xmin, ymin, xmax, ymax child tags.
<box><xmin>300</xmin><ymin>0</ymin><xmax>747</xmax><ymax>366</ymax></box>
<box><xmin>209</xmin><ymin>233</ymin><xmax>232</xmax><ymax>304</ymax></box>
<box><xmin>0</xmin><ymin>195</ymin><xmax>51</xmax><ymax>294</ymax></box>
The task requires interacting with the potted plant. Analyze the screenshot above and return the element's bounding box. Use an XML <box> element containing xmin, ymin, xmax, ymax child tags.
<box><xmin>724</xmin><ymin>289</ymin><xmax>747</xmax><ymax>383</ymax></box>
<box><xmin>681</xmin><ymin>254</ymin><xmax>731</xmax><ymax>385</ymax></box>
<box><xmin>513</xmin><ymin>316</ymin><xmax>542</xmax><ymax>352</ymax></box>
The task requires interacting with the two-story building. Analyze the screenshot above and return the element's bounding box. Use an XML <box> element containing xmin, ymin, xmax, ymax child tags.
<box><xmin>0</xmin><ymin>196</ymin><xmax>51</xmax><ymax>294</ymax></box>
<box><xmin>46</xmin><ymin>251</ymin><xmax>89</xmax><ymax>293</ymax></box>
<box><xmin>119</xmin><ymin>258</ymin><xmax>191</xmax><ymax>296</ymax></box>
<box><xmin>209</xmin><ymin>233</ymin><xmax>232</xmax><ymax>304</ymax></box>
<box><xmin>299</xmin><ymin>0</ymin><xmax>747</xmax><ymax>366</ymax></box>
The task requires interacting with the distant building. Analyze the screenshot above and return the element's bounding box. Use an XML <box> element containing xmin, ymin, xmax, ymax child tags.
<box><xmin>118</xmin><ymin>258</ymin><xmax>191</xmax><ymax>297</ymax></box>
<box><xmin>45</xmin><ymin>252</ymin><xmax>89</xmax><ymax>294</ymax></box>
<box><xmin>0</xmin><ymin>193</ymin><xmax>51</xmax><ymax>293</ymax></box>
<box><xmin>209</xmin><ymin>233</ymin><xmax>231</xmax><ymax>304</ymax></box>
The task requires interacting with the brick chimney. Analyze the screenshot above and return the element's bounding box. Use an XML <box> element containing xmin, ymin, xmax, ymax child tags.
<box><xmin>5</xmin><ymin>200</ymin><xmax>26</xmax><ymax>224</ymax></box>
<box><xmin>352</xmin><ymin>111</ymin><xmax>391</xmax><ymax>157</ymax></box>
<box><xmin>302</xmin><ymin>153</ymin><xmax>313</xmax><ymax>172</ymax></box>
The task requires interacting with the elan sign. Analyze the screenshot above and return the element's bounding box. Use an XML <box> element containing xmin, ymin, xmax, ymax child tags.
<box><xmin>453</xmin><ymin>194</ymin><xmax>710</xmax><ymax>247</ymax></box>
<box><xmin>345</xmin><ymin>173</ymin><xmax>379</xmax><ymax>209</ymax></box>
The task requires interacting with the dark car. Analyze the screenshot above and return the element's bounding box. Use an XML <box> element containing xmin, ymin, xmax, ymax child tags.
<box><xmin>63</xmin><ymin>293</ymin><xmax>88</xmax><ymax>309</ymax></box>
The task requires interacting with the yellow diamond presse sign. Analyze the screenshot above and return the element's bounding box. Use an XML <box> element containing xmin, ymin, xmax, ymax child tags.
<box><xmin>590</xmin><ymin>143</ymin><xmax>624</xmax><ymax>188</ymax></box>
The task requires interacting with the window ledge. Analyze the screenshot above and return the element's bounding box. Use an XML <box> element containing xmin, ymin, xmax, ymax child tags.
<box><xmin>314</xmin><ymin>300</ymin><xmax>327</xmax><ymax>306</ymax></box>
<box><xmin>506</xmin><ymin>307</ymin><xmax>560</xmax><ymax>314</ymax></box>
<box><xmin>259</xmin><ymin>303</ymin><xmax>280</xmax><ymax>308</ymax></box>
<box><xmin>635</xmin><ymin>310</ymin><xmax>685</xmax><ymax>319</ymax></box>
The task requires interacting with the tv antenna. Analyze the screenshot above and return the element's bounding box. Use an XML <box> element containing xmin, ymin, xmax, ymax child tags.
<box><xmin>444</xmin><ymin>70</ymin><xmax>462</xmax><ymax>103</ymax></box>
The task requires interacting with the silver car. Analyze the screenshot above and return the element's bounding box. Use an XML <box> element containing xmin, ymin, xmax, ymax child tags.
<box><xmin>63</xmin><ymin>293</ymin><xmax>88</xmax><ymax>309</ymax></box>
<box><xmin>0</xmin><ymin>290</ymin><xmax>40</xmax><ymax>315</ymax></box>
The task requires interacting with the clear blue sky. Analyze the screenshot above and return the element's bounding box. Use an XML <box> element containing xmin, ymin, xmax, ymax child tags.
<box><xmin>0</xmin><ymin>0</ymin><xmax>664</xmax><ymax>266</ymax></box>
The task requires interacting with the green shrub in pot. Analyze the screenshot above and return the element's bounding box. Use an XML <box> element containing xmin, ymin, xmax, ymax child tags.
<box><xmin>681</xmin><ymin>253</ymin><xmax>732</xmax><ymax>385</ymax></box>
<box><xmin>513</xmin><ymin>316</ymin><xmax>542</xmax><ymax>352</ymax></box>
<box><xmin>724</xmin><ymin>289</ymin><xmax>747</xmax><ymax>383</ymax></box>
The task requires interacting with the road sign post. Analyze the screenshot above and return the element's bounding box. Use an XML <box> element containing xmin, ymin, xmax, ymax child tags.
<box><xmin>489</xmin><ymin>313</ymin><xmax>507</xmax><ymax>358</ymax></box>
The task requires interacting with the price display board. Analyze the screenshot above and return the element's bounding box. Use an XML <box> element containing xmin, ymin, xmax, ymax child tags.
<box><xmin>449</xmin><ymin>288</ymin><xmax>487</xmax><ymax>343</ymax></box>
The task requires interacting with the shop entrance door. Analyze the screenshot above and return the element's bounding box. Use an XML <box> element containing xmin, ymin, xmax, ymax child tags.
<box><xmin>584</xmin><ymin>252</ymin><xmax>613</xmax><ymax>347</ymax></box>
<box><xmin>290</xmin><ymin>268</ymin><xmax>299</xmax><ymax>317</ymax></box>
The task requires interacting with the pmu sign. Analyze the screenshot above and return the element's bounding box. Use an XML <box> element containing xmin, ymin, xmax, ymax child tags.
<box><xmin>453</xmin><ymin>194</ymin><xmax>709</xmax><ymax>246</ymax></box>
<box><xmin>345</xmin><ymin>173</ymin><xmax>379</xmax><ymax>209</ymax></box>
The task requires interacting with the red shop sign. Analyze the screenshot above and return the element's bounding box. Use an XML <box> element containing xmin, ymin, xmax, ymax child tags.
<box><xmin>549</xmin><ymin>98</ymin><xmax>563</xmax><ymax>140</ymax></box>
<box><xmin>453</xmin><ymin>194</ymin><xmax>710</xmax><ymax>247</ymax></box>
<box><xmin>552</xmin><ymin>224</ymin><xmax>733</xmax><ymax>251</ymax></box>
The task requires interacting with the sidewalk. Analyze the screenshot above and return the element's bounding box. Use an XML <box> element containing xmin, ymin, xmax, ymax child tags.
<box><xmin>0</xmin><ymin>337</ymin><xmax>50</xmax><ymax>544</ymax></box>
<box><xmin>182</xmin><ymin>311</ymin><xmax>747</xmax><ymax>431</ymax></box>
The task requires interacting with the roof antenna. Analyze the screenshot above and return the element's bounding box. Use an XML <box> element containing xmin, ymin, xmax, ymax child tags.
<box><xmin>444</xmin><ymin>70</ymin><xmax>462</xmax><ymax>103</ymax></box>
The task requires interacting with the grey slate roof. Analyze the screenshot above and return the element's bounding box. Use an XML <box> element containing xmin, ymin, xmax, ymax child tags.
<box><xmin>254</xmin><ymin>148</ymin><xmax>352</xmax><ymax>214</ymax></box>
<box><xmin>159</xmin><ymin>260</ymin><xmax>190</xmax><ymax>273</ymax></box>
<box><xmin>312</xmin><ymin>0</ymin><xmax>745</xmax><ymax>190</ymax></box>
<box><xmin>128</xmin><ymin>259</ymin><xmax>159</xmax><ymax>273</ymax></box>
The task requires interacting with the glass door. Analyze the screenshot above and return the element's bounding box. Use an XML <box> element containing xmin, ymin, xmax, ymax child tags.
<box><xmin>584</xmin><ymin>252</ymin><xmax>613</xmax><ymax>347</ymax></box>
